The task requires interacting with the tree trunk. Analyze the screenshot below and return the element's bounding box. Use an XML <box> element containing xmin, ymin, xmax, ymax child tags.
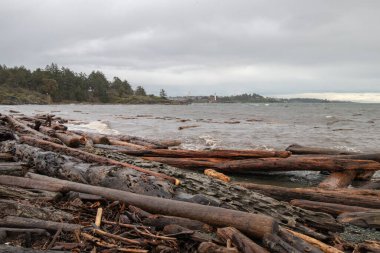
<box><xmin>217</xmin><ymin>157</ymin><xmax>380</xmax><ymax>172</ymax></box>
<box><xmin>0</xmin><ymin>175</ymin><xmax>278</xmax><ymax>239</ymax></box>
<box><xmin>290</xmin><ymin>199</ymin><xmax>373</xmax><ymax>216</ymax></box>
<box><xmin>0</xmin><ymin>185</ymin><xmax>60</xmax><ymax>202</ymax></box>
<box><xmin>278</xmin><ymin>228</ymin><xmax>323</xmax><ymax>253</ymax></box>
<box><xmin>109</xmin><ymin>138</ymin><xmax>146</xmax><ymax>150</ymax></box>
<box><xmin>236</xmin><ymin>182</ymin><xmax>380</xmax><ymax>209</ymax></box>
<box><xmin>0</xmin><ymin>153</ymin><xmax>14</xmax><ymax>161</ymax></box>
<box><xmin>142</xmin><ymin>157</ymin><xmax>218</xmax><ymax>169</ymax></box>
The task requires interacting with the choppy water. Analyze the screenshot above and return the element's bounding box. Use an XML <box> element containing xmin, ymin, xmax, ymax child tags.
<box><xmin>1</xmin><ymin>103</ymin><xmax>379</xmax><ymax>186</ymax></box>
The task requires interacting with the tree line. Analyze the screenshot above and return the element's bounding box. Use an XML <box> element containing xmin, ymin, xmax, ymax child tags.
<box><xmin>0</xmin><ymin>63</ymin><xmax>167</xmax><ymax>103</ymax></box>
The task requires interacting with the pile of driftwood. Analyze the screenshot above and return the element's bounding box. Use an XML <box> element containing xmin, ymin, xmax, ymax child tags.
<box><xmin>0</xmin><ymin>112</ymin><xmax>379</xmax><ymax>252</ymax></box>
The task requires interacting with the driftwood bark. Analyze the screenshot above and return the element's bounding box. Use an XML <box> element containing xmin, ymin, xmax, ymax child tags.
<box><xmin>0</xmin><ymin>185</ymin><xmax>61</xmax><ymax>201</ymax></box>
<box><xmin>119</xmin><ymin>148</ymin><xmax>291</xmax><ymax>159</ymax></box>
<box><xmin>0</xmin><ymin>175</ymin><xmax>278</xmax><ymax>239</ymax></box>
<box><xmin>198</xmin><ymin>242</ymin><xmax>238</xmax><ymax>253</ymax></box>
<box><xmin>290</xmin><ymin>199</ymin><xmax>373</xmax><ymax>216</ymax></box>
<box><xmin>0</xmin><ymin>152</ymin><xmax>14</xmax><ymax>161</ymax></box>
<box><xmin>217</xmin><ymin>157</ymin><xmax>380</xmax><ymax>172</ymax></box>
<box><xmin>19</xmin><ymin>135</ymin><xmax>180</xmax><ymax>185</ymax></box>
<box><xmin>217</xmin><ymin>227</ymin><xmax>269</xmax><ymax>253</ymax></box>
<box><xmin>0</xmin><ymin>216</ymin><xmax>81</xmax><ymax>232</ymax></box>
<box><xmin>0</xmin><ymin>199</ymin><xmax>74</xmax><ymax>221</ymax></box>
<box><xmin>354</xmin><ymin>241</ymin><xmax>380</xmax><ymax>253</ymax></box>
<box><xmin>337</xmin><ymin>211</ymin><xmax>380</xmax><ymax>229</ymax></box>
<box><xmin>0</xmin><ymin>162</ymin><xmax>27</xmax><ymax>176</ymax></box>
<box><xmin>237</xmin><ymin>182</ymin><xmax>380</xmax><ymax>209</ymax></box>
<box><xmin>286</xmin><ymin>144</ymin><xmax>358</xmax><ymax>155</ymax></box>
<box><xmin>318</xmin><ymin>171</ymin><xmax>357</xmax><ymax>189</ymax></box>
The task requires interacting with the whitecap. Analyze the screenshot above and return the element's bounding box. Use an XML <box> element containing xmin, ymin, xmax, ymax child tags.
<box><xmin>66</xmin><ymin>121</ymin><xmax>120</xmax><ymax>135</ymax></box>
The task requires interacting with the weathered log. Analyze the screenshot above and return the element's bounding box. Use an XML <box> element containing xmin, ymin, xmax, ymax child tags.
<box><xmin>55</xmin><ymin>132</ymin><xmax>84</xmax><ymax>148</ymax></box>
<box><xmin>0</xmin><ymin>199</ymin><xmax>74</xmax><ymax>221</ymax></box>
<box><xmin>217</xmin><ymin>157</ymin><xmax>380</xmax><ymax>172</ymax></box>
<box><xmin>286</xmin><ymin>144</ymin><xmax>358</xmax><ymax>155</ymax></box>
<box><xmin>204</xmin><ymin>169</ymin><xmax>231</xmax><ymax>182</ymax></box>
<box><xmin>0</xmin><ymin>175</ymin><xmax>278</xmax><ymax>239</ymax></box>
<box><xmin>337</xmin><ymin>211</ymin><xmax>380</xmax><ymax>229</ymax></box>
<box><xmin>198</xmin><ymin>242</ymin><xmax>238</xmax><ymax>253</ymax></box>
<box><xmin>318</xmin><ymin>171</ymin><xmax>357</xmax><ymax>189</ymax></box>
<box><xmin>109</xmin><ymin>138</ymin><xmax>146</xmax><ymax>150</ymax></box>
<box><xmin>0</xmin><ymin>245</ymin><xmax>69</xmax><ymax>253</ymax></box>
<box><xmin>143</xmin><ymin>214</ymin><xmax>213</xmax><ymax>232</ymax></box>
<box><xmin>0</xmin><ymin>152</ymin><xmax>14</xmax><ymax>161</ymax></box>
<box><xmin>262</xmin><ymin>233</ymin><xmax>301</xmax><ymax>253</ymax></box>
<box><xmin>143</xmin><ymin>157</ymin><xmax>217</xmax><ymax>169</ymax></box>
<box><xmin>19</xmin><ymin>135</ymin><xmax>180</xmax><ymax>185</ymax></box>
<box><xmin>290</xmin><ymin>200</ymin><xmax>374</xmax><ymax>216</ymax></box>
<box><xmin>0</xmin><ymin>185</ymin><xmax>60</xmax><ymax>201</ymax></box>
<box><xmin>0</xmin><ymin>216</ymin><xmax>81</xmax><ymax>231</ymax></box>
<box><xmin>0</xmin><ymin>162</ymin><xmax>27</xmax><ymax>176</ymax></box>
<box><xmin>285</xmin><ymin>229</ymin><xmax>344</xmax><ymax>253</ymax></box>
<box><xmin>278</xmin><ymin>228</ymin><xmax>323</xmax><ymax>253</ymax></box>
<box><xmin>217</xmin><ymin>227</ymin><xmax>269</xmax><ymax>253</ymax></box>
<box><xmin>336</xmin><ymin>153</ymin><xmax>380</xmax><ymax>162</ymax></box>
<box><xmin>119</xmin><ymin>148</ymin><xmax>291</xmax><ymax>159</ymax></box>
<box><xmin>236</xmin><ymin>182</ymin><xmax>380</xmax><ymax>209</ymax></box>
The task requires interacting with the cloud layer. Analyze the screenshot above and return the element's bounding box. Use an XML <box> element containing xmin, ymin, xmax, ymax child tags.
<box><xmin>1</xmin><ymin>0</ymin><xmax>380</xmax><ymax>95</ymax></box>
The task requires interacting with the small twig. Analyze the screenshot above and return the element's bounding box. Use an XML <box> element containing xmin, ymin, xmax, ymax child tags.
<box><xmin>93</xmin><ymin>228</ymin><xmax>142</xmax><ymax>245</ymax></box>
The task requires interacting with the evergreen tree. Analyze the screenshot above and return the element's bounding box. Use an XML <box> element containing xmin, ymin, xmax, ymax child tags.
<box><xmin>135</xmin><ymin>86</ymin><xmax>146</xmax><ymax>96</ymax></box>
<box><xmin>159</xmin><ymin>89</ymin><xmax>167</xmax><ymax>98</ymax></box>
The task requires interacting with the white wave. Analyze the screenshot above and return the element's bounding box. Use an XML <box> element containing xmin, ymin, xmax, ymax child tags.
<box><xmin>66</xmin><ymin>121</ymin><xmax>120</xmax><ymax>135</ymax></box>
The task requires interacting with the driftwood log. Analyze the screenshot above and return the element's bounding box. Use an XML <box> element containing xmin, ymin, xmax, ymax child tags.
<box><xmin>0</xmin><ymin>216</ymin><xmax>81</xmax><ymax>232</ymax></box>
<box><xmin>290</xmin><ymin>199</ymin><xmax>374</xmax><ymax>216</ymax></box>
<box><xmin>0</xmin><ymin>185</ymin><xmax>61</xmax><ymax>201</ymax></box>
<box><xmin>18</xmin><ymin>135</ymin><xmax>180</xmax><ymax>185</ymax></box>
<box><xmin>119</xmin><ymin>148</ymin><xmax>291</xmax><ymax>159</ymax></box>
<box><xmin>217</xmin><ymin>227</ymin><xmax>269</xmax><ymax>253</ymax></box>
<box><xmin>237</xmin><ymin>182</ymin><xmax>380</xmax><ymax>209</ymax></box>
<box><xmin>286</xmin><ymin>144</ymin><xmax>358</xmax><ymax>155</ymax></box>
<box><xmin>217</xmin><ymin>157</ymin><xmax>380</xmax><ymax>172</ymax></box>
<box><xmin>0</xmin><ymin>175</ymin><xmax>278</xmax><ymax>239</ymax></box>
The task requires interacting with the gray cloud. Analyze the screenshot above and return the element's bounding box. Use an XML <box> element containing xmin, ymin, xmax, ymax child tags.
<box><xmin>1</xmin><ymin>0</ymin><xmax>380</xmax><ymax>96</ymax></box>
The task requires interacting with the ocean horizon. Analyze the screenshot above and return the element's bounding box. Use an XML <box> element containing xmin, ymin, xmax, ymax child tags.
<box><xmin>272</xmin><ymin>92</ymin><xmax>380</xmax><ymax>103</ymax></box>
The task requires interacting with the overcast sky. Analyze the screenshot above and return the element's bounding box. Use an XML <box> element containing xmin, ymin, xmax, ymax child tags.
<box><xmin>1</xmin><ymin>0</ymin><xmax>380</xmax><ymax>97</ymax></box>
